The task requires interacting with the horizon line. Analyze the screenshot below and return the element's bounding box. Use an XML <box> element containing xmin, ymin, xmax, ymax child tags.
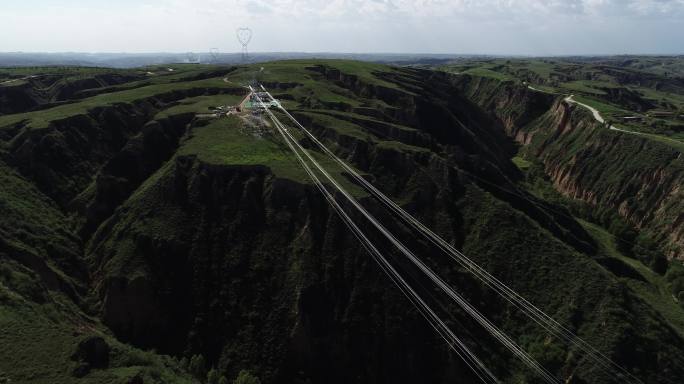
<box><xmin>1</xmin><ymin>51</ymin><xmax>684</xmax><ymax>58</ymax></box>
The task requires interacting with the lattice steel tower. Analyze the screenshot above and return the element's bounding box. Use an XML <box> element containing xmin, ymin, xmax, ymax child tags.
<box><xmin>236</xmin><ymin>27</ymin><xmax>252</xmax><ymax>62</ymax></box>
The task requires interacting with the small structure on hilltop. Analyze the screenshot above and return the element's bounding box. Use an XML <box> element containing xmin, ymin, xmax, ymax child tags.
<box><xmin>648</xmin><ymin>110</ymin><xmax>675</xmax><ymax>118</ymax></box>
<box><xmin>619</xmin><ymin>115</ymin><xmax>644</xmax><ymax>121</ymax></box>
<box><xmin>247</xmin><ymin>91</ymin><xmax>279</xmax><ymax>109</ymax></box>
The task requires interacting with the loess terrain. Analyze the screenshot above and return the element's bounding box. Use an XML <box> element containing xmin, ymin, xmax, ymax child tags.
<box><xmin>1</xmin><ymin>58</ymin><xmax>684</xmax><ymax>384</ymax></box>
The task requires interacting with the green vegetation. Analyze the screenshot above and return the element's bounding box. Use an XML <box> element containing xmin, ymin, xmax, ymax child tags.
<box><xmin>233</xmin><ymin>370</ymin><xmax>261</xmax><ymax>384</ymax></box>
<box><xmin>2</xmin><ymin>58</ymin><xmax>684</xmax><ymax>383</ymax></box>
<box><xmin>667</xmin><ymin>262</ymin><xmax>684</xmax><ymax>307</ymax></box>
<box><xmin>156</xmin><ymin>94</ymin><xmax>246</xmax><ymax>119</ymax></box>
<box><xmin>438</xmin><ymin>56</ymin><xmax>684</xmax><ymax>147</ymax></box>
<box><xmin>223</xmin><ymin>59</ymin><xmax>413</xmax><ymax>107</ymax></box>
<box><xmin>0</xmin><ymin>66</ymin><xmax>137</xmax><ymax>83</ymax></box>
<box><xmin>511</xmin><ymin>155</ymin><xmax>532</xmax><ymax>171</ymax></box>
<box><xmin>578</xmin><ymin>219</ymin><xmax>684</xmax><ymax>332</ymax></box>
<box><xmin>508</xmin><ymin>157</ymin><xmax>684</xmax><ymax>338</ymax></box>
<box><xmin>177</xmin><ymin>116</ymin><xmax>365</xmax><ymax>196</ymax></box>
<box><xmin>572</xmin><ymin>95</ymin><xmax>630</xmax><ymax>116</ymax></box>
<box><xmin>180</xmin><ymin>117</ymin><xmax>297</xmax><ymax>173</ymax></box>
<box><xmin>462</xmin><ymin>67</ymin><xmax>515</xmax><ymax>81</ymax></box>
<box><xmin>188</xmin><ymin>354</ymin><xmax>207</xmax><ymax>380</ymax></box>
<box><xmin>622</xmin><ymin>129</ymin><xmax>684</xmax><ymax>152</ymax></box>
<box><xmin>376</xmin><ymin>139</ymin><xmax>430</xmax><ymax>153</ymax></box>
<box><xmin>294</xmin><ymin>110</ymin><xmax>371</xmax><ymax>140</ymax></box>
<box><xmin>0</xmin><ymin>273</ymin><xmax>194</xmax><ymax>383</ymax></box>
<box><xmin>526</xmin><ymin>83</ymin><xmax>558</xmax><ymax>94</ymax></box>
<box><xmin>458</xmin><ymin>181</ymin><xmax>684</xmax><ymax>382</ymax></box>
<box><xmin>260</xmin><ymin>59</ymin><xmax>404</xmax><ymax>89</ymax></box>
<box><xmin>0</xmin><ymin>77</ymin><xmax>240</xmax><ymax>129</ymax></box>
<box><xmin>559</xmin><ymin>80</ymin><xmax>609</xmax><ymax>95</ymax></box>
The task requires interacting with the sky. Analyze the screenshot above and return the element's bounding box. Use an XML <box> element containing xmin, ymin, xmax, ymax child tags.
<box><xmin>1</xmin><ymin>0</ymin><xmax>683</xmax><ymax>55</ymax></box>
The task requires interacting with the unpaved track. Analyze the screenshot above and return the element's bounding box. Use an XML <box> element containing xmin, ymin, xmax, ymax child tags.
<box><xmin>565</xmin><ymin>94</ymin><xmax>635</xmax><ymax>133</ymax></box>
<box><xmin>0</xmin><ymin>75</ymin><xmax>38</xmax><ymax>85</ymax></box>
<box><xmin>564</xmin><ymin>95</ymin><xmax>607</xmax><ymax>124</ymax></box>
<box><xmin>564</xmin><ymin>94</ymin><xmax>684</xmax><ymax>147</ymax></box>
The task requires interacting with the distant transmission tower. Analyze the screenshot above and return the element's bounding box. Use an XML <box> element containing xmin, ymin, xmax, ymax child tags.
<box><xmin>186</xmin><ymin>52</ymin><xmax>199</xmax><ymax>64</ymax></box>
<box><xmin>236</xmin><ymin>27</ymin><xmax>252</xmax><ymax>62</ymax></box>
<box><xmin>210</xmin><ymin>48</ymin><xmax>219</xmax><ymax>63</ymax></box>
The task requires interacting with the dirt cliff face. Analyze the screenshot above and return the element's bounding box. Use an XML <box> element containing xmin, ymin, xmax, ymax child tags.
<box><xmin>87</xmin><ymin>154</ymin><xmax>473</xmax><ymax>383</ymax></box>
<box><xmin>3</xmin><ymin>87</ymin><xmax>242</xmax><ymax>208</ymax></box>
<box><xmin>85</xmin><ymin>120</ymin><xmax>684</xmax><ymax>383</ymax></box>
<box><xmin>448</xmin><ymin>74</ymin><xmax>556</xmax><ymax>139</ymax></box>
<box><xmin>452</xmin><ymin>73</ymin><xmax>684</xmax><ymax>260</ymax></box>
<box><xmin>0</xmin><ymin>73</ymin><xmax>147</xmax><ymax>115</ymax></box>
<box><xmin>525</xmin><ymin>101</ymin><xmax>684</xmax><ymax>260</ymax></box>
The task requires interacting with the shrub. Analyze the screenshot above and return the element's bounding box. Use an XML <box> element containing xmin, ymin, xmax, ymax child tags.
<box><xmin>207</xmin><ymin>368</ymin><xmax>220</xmax><ymax>384</ymax></box>
<box><xmin>179</xmin><ymin>356</ymin><xmax>189</xmax><ymax>371</ymax></box>
<box><xmin>234</xmin><ymin>370</ymin><xmax>261</xmax><ymax>384</ymax></box>
<box><xmin>189</xmin><ymin>354</ymin><xmax>207</xmax><ymax>380</ymax></box>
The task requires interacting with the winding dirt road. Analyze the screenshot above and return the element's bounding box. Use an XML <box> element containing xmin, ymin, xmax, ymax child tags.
<box><xmin>0</xmin><ymin>75</ymin><xmax>38</xmax><ymax>85</ymax></box>
<box><xmin>564</xmin><ymin>94</ymin><xmax>684</xmax><ymax>148</ymax></box>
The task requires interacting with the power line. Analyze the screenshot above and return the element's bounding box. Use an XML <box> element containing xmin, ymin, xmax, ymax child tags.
<box><xmin>262</xmin><ymin>86</ymin><xmax>643</xmax><ymax>384</ymax></box>
<box><xmin>236</xmin><ymin>27</ymin><xmax>252</xmax><ymax>62</ymax></box>
<box><xmin>252</xmin><ymin>87</ymin><xmax>559</xmax><ymax>384</ymax></box>
<box><xmin>256</xmin><ymin>89</ymin><xmax>500</xmax><ymax>384</ymax></box>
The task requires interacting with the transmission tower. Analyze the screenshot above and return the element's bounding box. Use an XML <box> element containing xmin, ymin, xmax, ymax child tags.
<box><xmin>210</xmin><ymin>48</ymin><xmax>219</xmax><ymax>63</ymax></box>
<box><xmin>236</xmin><ymin>27</ymin><xmax>252</xmax><ymax>62</ymax></box>
<box><xmin>186</xmin><ymin>52</ymin><xmax>199</xmax><ymax>64</ymax></box>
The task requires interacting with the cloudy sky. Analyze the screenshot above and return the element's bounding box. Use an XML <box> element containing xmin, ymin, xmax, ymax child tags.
<box><xmin>1</xmin><ymin>0</ymin><xmax>683</xmax><ymax>55</ymax></box>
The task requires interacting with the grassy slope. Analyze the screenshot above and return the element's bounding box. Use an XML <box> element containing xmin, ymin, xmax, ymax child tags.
<box><xmin>0</xmin><ymin>290</ymin><xmax>194</xmax><ymax>384</ymax></box>
<box><xmin>511</xmin><ymin>155</ymin><xmax>684</xmax><ymax>335</ymax></box>
<box><xmin>0</xmin><ymin>78</ymin><xmax>239</xmax><ymax>129</ymax></box>
<box><xmin>0</xmin><ymin>161</ymin><xmax>193</xmax><ymax>383</ymax></box>
<box><xmin>155</xmin><ymin>94</ymin><xmax>245</xmax><ymax>119</ymax></box>
<box><xmin>571</xmin><ymin>95</ymin><xmax>632</xmax><ymax>116</ymax></box>
<box><xmin>567</xmin><ymin>96</ymin><xmax>684</xmax><ymax>152</ymax></box>
<box><xmin>178</xmin><ymin>115</ymin><xmax>367</xmax><ymax>196</ymax></box>
<box><xmin>578</xmin><ymin>219</ymin><xmax>684</xmax><ymax>333</ymax></box>
<box><xmin>458</xmin><ymin>181</ymin><xmax>684</xmax><ymax>382</ymax></box>
<box><xmin>511</xmin><ymin>155</ymin><xmax>532</xmax><ymax>171</ymax></box>
<box><xmin>439</xmin><ymin>57</ymin><xmax>684</xmax><ymax>148</ymax></box>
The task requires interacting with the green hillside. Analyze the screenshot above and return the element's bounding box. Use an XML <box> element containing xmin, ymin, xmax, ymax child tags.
<box><xmin>1</xmin><ymin>59</ymin><xmax>683</xmax><ymax>384</ymax></box>
<box><xmin>439</xmin><ymin>57</ymin><xmax>684</xmax><ymax>145</ymax></box>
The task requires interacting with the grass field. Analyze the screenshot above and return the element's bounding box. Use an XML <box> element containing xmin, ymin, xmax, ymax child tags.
<box><xmin>0</xmin><ymin>77</ymin><xmax>240</xmax><ymax>129</ymax></box>
<box><xmin>155</xmin><ymin>94</ymin><xmax>246</xmax><ymax>119</ymax></box>
<box><xmin>462</xmin><ymin>67</ymin><xmax>515</xmax><ymax>81</ymax></box>
<box><xmin>571</xmin><ymin>95</ymin><xmax>631</xmax><ymax>116</ymax></box>
<box><xmin>559</xmin><ymin>80</ymin><xmax>609</xmax><ymax>95</ymax></box>
<box><xmin>512</xmin><ymin>155</ymin><xmax>532</xmax><ymax>171</ymax></box>
<box><xmin>178</xmin><ymin>116</ymin><xmax>367</xmax><ymax>196</ymax></box>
